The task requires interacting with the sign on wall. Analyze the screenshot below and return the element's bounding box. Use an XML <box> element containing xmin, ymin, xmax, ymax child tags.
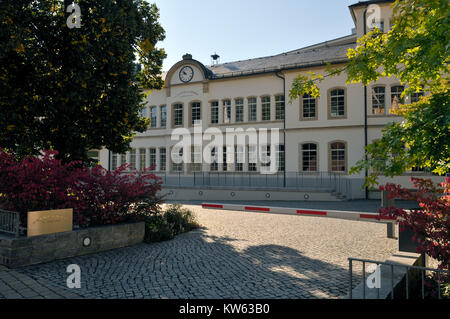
<box><xmin>27</xmin><ymin>209</ymin><xmax>73</xmax><ymax>237</ymax></box>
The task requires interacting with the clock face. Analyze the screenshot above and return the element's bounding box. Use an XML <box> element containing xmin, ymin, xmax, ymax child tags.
<box><xmin>179</xmin><ymin>66</ymin><xmax>194</xmax><ymax>83</ymax></box>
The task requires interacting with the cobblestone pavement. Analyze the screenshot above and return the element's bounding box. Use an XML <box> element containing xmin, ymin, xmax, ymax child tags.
<box><xmin>1</xmin><ymin>204</ymin><xmax>397</xmax><ymax>299</ymax></box>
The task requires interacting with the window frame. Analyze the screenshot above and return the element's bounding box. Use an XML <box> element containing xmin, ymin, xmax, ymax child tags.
<box><xmin>210</xmin><ymin>100</ymin><xmax>219</xmax><ymax>124</ymax></box>
<box><xmin>327</xmin><ymin>88</ymin><xmax>347</xmax><ymax>119</ymax></box>
<box><xmin>275</xmin><ymin>95</ymin><xmax>285</xmax><ymax>120</ymax></box>
<box><xmin>261</xmin><ymin>96</ymin><xmax>271</xmax><ymax>121</ymax></box>
<box><xmin>160</xmin><ymin>105</ymin><xmax>167</xmax><ymax>128</ymax></box>
<box><xmin>300</xmin><ymin>94</ymin><xmax>318</xmax><ymax>121</ymax></box>
<box><xmin>235</xmin><ymin>98</ymin><xmax>244</xmax><ymax>123</ymax></box>
<box><xmin>247</xmin><ymin>97</ymin><xmax>257</xmax><ymax>122</ymax></box>
<box><xmin>328</xmin><ymin>141</ymin><xmax>347</xmax><ymax>173</ymax></box>
<box><xmin>300</xmin><ymin>143</ymin><xmax>319</xmax><ymax>172</ymax></box>
<box><xmin>371</xmin><ymin>85</ymin><xmax>386</xmax><ymax>115</ymax></box>
<box><xmin>172</xmin><ymin>103</ymin><xmax>184</xmax><ymax>127</ymax></box>
<box><xmin>190</xmin><ymin>101</ymin><xmax>202</xmax><ymax>127</ymax></box>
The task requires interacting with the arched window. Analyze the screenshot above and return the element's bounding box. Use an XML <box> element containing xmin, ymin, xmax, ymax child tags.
<box><xmin>372</xmin><ymin>86</ymin><xmax>386</xmax><ymax>115</ymax></box>
<box><xmin>329</xmin><ymin>88</ymin><xmax>346</xmax><ymax>118</ymax></box>
<box><xmin>391</xmin><ymin>86</ymin><xmax>405</xmax><ymax>110</ymax></box>
<box><xmin>172</xmin><ymin>103</ymin><xmax>184</xmax><ymax>127</ymax></box>
<box><xmin>301</xmin><ymin>94</ymin><xmax>317</xmax><ymax>120</ymax></box>
<box><xmin>329</xmin><ymin>142</ymin><xmax>346</xmax><ymax>172</ymax></box>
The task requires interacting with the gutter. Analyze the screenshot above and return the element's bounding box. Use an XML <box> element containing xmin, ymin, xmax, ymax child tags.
<box><xmin>363</xmin><ymin>8</ymin><xmax>369</xmax><ymax>200</ymax></box>
<box><xmin>274</xmin><ymin>71</ymin><xmax>287</xmax><ymax>188</ymax></box>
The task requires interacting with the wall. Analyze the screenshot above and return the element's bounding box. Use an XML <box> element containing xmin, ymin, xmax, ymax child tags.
<box><xmin>0</xmin><ymin>222</ymin><xmax>145</xmax><ymax>268</ymax></box>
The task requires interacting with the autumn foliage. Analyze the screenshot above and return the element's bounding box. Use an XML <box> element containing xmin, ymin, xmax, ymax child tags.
<box><xmin>0</xmin><ymin>149</ymin><xmax>162</xmax><ymax>228</ymax></box>
<box><xmin>379</xmin><ymin>178</ymin><xmax>450</xmax><ymax>270</ymax></box>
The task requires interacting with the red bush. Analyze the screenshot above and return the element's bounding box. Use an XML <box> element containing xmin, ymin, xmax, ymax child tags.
<box><xmin>0</xmin><ymin>149</ymin><xmax>162</xmax><ymax>228</ymax></box>
<box><xmin>379</xmin><ymin>178</ymin><xmax>450</xmax><ymax>270</ymax></box>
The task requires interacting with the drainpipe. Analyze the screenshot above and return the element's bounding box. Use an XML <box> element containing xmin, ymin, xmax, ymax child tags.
<box><xmin>363</xmin><ymin>8</ymin><xmax>369</xmax><ymax>200</ymax></box>
<box><xmin>275</xmin><ymin>71</ymin><xmax>286</xmax><ymax>188</ymax></box>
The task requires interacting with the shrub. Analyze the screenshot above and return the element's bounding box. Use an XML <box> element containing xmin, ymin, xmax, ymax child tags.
<box><xmin>144</xmin><ymin>214</ymin><xmax>174</xmax><ymax>243</ymax></box>
<box><xmin>144</xmin><ymin>204</ymin><xmax>200</xmax><ymax>243</ymax></box>
<box><xmin>0</xmin><ymin>149</ymin><xmax>163</xmax><ymax>228</ymax></box>
<box><xmin>70</xmin><ymin>164</ymin><xmax>163</xmax><ymax>227</ymax></box>
<box><xmin>379</xmin><ymin>178</ymin><xmax>449</xmax><ymax>270</ymax></box>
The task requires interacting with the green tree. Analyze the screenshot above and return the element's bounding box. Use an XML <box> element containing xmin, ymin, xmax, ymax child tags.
<box><xmin>0</xmin><ymin>0</ymin><xmax>166</xmax><ymax>163</ymax></box>
<box><xmin>289</xmin><ymin>0</ymin><xmax>449</xmax><ymax>186</ymax></box>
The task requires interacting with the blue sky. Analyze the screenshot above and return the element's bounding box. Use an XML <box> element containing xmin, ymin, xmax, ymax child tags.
<box><xmin>151</xmin><ymin>0</ymin><xmax>359</xmax><ymax>71</ymax></box>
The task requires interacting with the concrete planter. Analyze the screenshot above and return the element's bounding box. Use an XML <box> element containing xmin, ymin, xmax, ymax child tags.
<box><xmin>0</xmin><ymin>221</ymin><xmax>145</xmax><ymax>268</ymax></box>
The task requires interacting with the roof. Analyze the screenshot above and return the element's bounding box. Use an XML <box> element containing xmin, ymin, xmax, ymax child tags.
<box><xmin>206</xmin><ymin>34</ymin><xmax>357</xmax><ymax>79</ymax></box>
<box><xmin>348</xmin><ymin>0</ymin><xmax>395</xmax><ymax>8</ymax></box>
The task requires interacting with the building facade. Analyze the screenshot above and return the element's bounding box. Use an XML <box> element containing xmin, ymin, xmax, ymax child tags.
<box><xmin>98</xmin><ymin>0</ymin><xmax>437</xmax><ymax>200</ymax></box>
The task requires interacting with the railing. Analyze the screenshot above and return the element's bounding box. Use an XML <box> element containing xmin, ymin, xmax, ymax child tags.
<box><xmin>155</xmin><ymin>171</ymin><xmax>352</xmax><ymax>196</ymax></box>
<box><xmin>348</xmin><ymin>257</ymin><xmax>450</xmax><ymax>299</ymax></box>
<box><xmin>0</xmin><ymin>209</ymin><xmax>21</xmax><ymax>237</ymax></box>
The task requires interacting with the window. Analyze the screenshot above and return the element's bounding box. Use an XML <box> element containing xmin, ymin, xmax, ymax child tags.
<box><xmin>160</xmin><ymin>105</ymin><xmax>167</xmax><ymax>128</ymax></box>
<box><xmin>370</xmin><ymin>19</ymin><xmax>384</xmax><ymax>33</ymax></box>
<box><xmin>302</xmin><ymin>94</ymin><xmax>316</xmax><ymax>120</ymax></box>
<box><xmin>372</xmin><ymin>86</ymin><xmax>386</xmax><ymax>115</ymax></box>
<box><xmin>301</xmin><ymin>143</ymin><xmax>318</xmax><ymax>172</ymax></box>
<box><xmin>277</xmin><ymin>145</ymin><xmax>285</xmax><ymax>172</ymax></box>
<box><xmin>223</xmin><ymin>100</ymin><xmax>231</xmax><ymax>124</ymax></box>
<box><xmin>149</xmin><ymin>148</ymin><xmax>156</xmax><ymax>169</ymax></box>
<box><xmin>261</xmin><ymin>96</ymin><xmax>271</xmax><ymax>121</ymax></box>
<box><xmin>173</xmin><ymin>103</ymin><xmax>183</xmax><ymax>127</ymax></box>
<box><xmin>139</xmin><ymin>148</ymin><xmax>146</xmax><ymax>171</ymax></box>
<box><xmin>172</xmin><ymin>147</ymin><xmax>183</xmax><ymax>172</ymax></box>
<box><xmin>248</xmin><ymin>97</ymin><xmax>257</xmax><ymax>122</ymax></box>
<box><xmin>111</xmin><ymin>153</ymin><xmax>118</xmax><ymax>170</ymax></box>
<box><xmin>235</xmin><ymin>98</ymin><xmax>244</xmax><ymax>123</ymax></box>
<box><xmin>120</xmin><ymin>154</ymin><xmax>126</xmax><ymax>167</ymax></box>
<box><xmin>159</xmin><ymin>148</ymin><xmax>166</xmax><ymax>171</ymax></box>
<box><xmin>248</xmin><ymin>145</ymin><xmax>257</xmax><ymax>172</ymax></box>
<box><xmin>141</xmin><ymin>107</ymin><xmax>148</xmax><ymax>118</ymax></box>
<box><xmin>222</xmin><ymin>146</ymin><xmax>228</xmax><ymax>171</ymax></box>
<box><xmin>411</xmin><ymin>90</ymin><xmax>424</xmax><ymax>103</ymax></box>
<box><xmin>391</xmin><ymin>86</ymin><xmax>404</xmax><ymax>110</ymax></box>
<box><xmin>210</xmin><ymin>147</ymin><xmax>218</xmax><ymax>171</ymax></box>
<box><xmin>260</xmin><ymin>145</ymin><xmax>271</xmax><ymax>172</ymax></box>
<box><xmin>150</xmin><ymin>106</ymin><xmax>157</xmax><ymax>128</ymax></box>
<box><xmin>330</xmin><ymin>142</ymin><xmax>346</xmax><ymax>172</ymax></box>
<box><xmin>329</xmin><ymin>89</ymin><xmax>345</xmax><ymax>118</ymax></box>
<box><xmin>275</xmin><ymin>95</ymin><xmax>285</xmax><ymax>120</ymax></box>
<box><xmin>210</xmin><ymin>101</ymin><xmax>219</xmax><ymax>124</ymax></box>
<box><xmin>129</xmin><ymin>149</ymin><xmax>136</xmax><ymax>171</ymax></box>
<box><xmin>190</xmin><ymin>145</ymin><xmax>202</xmax><ymax>172</ymax></box>
<box><xmin>235</xmin><ymin>145</ymin><xmax>244</xmax><ymax>172</ymax></box>
<box><xmin>191</xmin><ymin>102</ymin><xmax>201</xmax><ymax>126</ymax></box>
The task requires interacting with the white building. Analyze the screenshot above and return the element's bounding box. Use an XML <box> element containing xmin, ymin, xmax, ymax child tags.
<box><xmin>99</xmin><ymin>0</ymin><xmax>437</xmax><ymax>201</ymax></box>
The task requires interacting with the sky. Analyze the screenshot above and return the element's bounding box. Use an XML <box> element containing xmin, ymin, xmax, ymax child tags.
<box><xmin>151</xmin><ymin>0</ymin><xmax>360</xmax><ymax>71</ymax></box>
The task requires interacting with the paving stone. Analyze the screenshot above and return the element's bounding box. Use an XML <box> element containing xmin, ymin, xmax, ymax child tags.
<box><xmin>0</xmin><ymin>204</ymin><xmax>397</xmax><ymax>299</ymax></box>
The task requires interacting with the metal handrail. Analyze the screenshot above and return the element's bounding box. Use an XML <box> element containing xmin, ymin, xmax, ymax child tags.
<box><xmin>0</xmin><ymin>209</ymin><xmax>21</xmax><ymax>237</ymax></box>
<box><xmin>349</xmin><ymin>257</ymin><xmax>450</xmax><ymax>299</ymax></box>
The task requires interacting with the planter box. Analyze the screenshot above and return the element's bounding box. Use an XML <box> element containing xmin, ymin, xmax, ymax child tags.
<box><xmin>0</xmin><ymin>221</ymin><xmax>144</xmax><ymax>268</ymax></box>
